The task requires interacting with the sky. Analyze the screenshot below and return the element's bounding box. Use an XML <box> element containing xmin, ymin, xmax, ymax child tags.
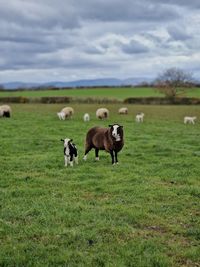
<box><xmin>0</xmin><ymin>0</ymin><xmax>200</xmax><ymax>83</ymax></box>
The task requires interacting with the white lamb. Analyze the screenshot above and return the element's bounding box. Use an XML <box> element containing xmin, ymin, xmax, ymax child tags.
<box><xmin>0</xmin><ymin>105</ymin><xmax>12</xmax><ymax>118</ymax></box>
<box><xmin>184</xmin><ymin>116</ymin><xmax>197</xmax><ymax>124</ymax></box>
<box><xmin>57</xmin><ymin>111</ymin><xmax>66</xmax><ymax>120</ymax></box>
<box><xmin>118</xmin><ymin>107</ymin><xmax>128</xmax><ymax>115</ymax></box>
<box><xmin>57</xmin><ymin>107</ymin><xmax>74</xmax><ymax>120</ymax></box>
<box><xmin>96</xmin><ymin>108</ymin><xmax>109</xmax><ymax>120</ymax></box>
<box><xmin>83</xmin><ymin>113</ymin><xmax>90</xmax><ymax>122</ymax></box>
<box><xmin>135</xmin><ymin>112</ymin><xmax>144</xmax><ymax>122</ymax></box>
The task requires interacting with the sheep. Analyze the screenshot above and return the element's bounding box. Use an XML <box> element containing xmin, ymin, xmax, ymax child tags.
<box><xmin>57</xmin><ymin>107</ymin><xmax>74</xmax><ymax>120</ymax></box>
<box><xmin>118</xmin><ymin>107</ymin><xmax>128</xmax><ymax>115</ymax></box>
<box><xmin>0</xmin><ymin>105</ymin><xmax>12</xmax><ymax>118</ymax></box>
<box><xmin>184</xmin><ymin>116</ymin><xmax>197</xmax><ymax>124</ymax></box>
<box><xmin>135</xmin><ymin>112</ymin><xmax>144</xmax><ymax>123</ymax></box>
<box><xmin>83</xmin><ymin>124</ymin><xmax>124</xmax><ymax>165</ymax></box>
<box><xmin>96</xmin><ymin>108</ymin><xmax>109</xmax><ymax>120</ymax></box>
<box><xmin>83</xmin><ymin>113</ymin><xmax>90</xmax><ymax>122</ymax></box>
<box><xmin>60</xmin><ymin>138</ymin><xmax>78</xmax><ymax>167</ymax></box>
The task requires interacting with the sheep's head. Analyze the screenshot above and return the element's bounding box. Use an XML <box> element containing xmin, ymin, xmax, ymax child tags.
<box><xmin>109</xmin><ymin>124</ymin><xmax>123</xmax><ymax>141</ymax></box>
<box><xmin>61</xmin><ymin>138</ymin><xmax>73</xmax><ymax>147</ymax></box>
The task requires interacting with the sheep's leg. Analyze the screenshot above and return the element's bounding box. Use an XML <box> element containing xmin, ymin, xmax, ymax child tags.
<box><xmin>110</xmin><ymin>150</ymin><xmax>115</xmax><ymax>165</ymax></box>
<box><xmin>69</xmin><ymin>154</ymin><xmax>74</xmax><ymax>167</ymax></box>
<box><xmin>64</xmin><ymin>155</ymin><xmax>68</xmax><ymax>166</ymax></box>
<box><xmin>95</xmin><ymin>149</ymin><xmax>99</xmax><ymax>161</ymax></box>
<box><xmin>83</xmin><ymin>145</ymin><xmax>92</xmax><ymax>160</ymax></box>
<box><xmin>114</xmin><ymin>151</ymin><xmax>118</xmax><ymax>164</ymax></box>
<box><xmin>74</xmin><ymin>156</ymin><xmax>78</xmax><ymax>164</ymax></box>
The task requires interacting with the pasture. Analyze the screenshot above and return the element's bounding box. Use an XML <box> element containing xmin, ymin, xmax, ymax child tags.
<box><xmin>0</xmin><ymin>103</ymin><xmax>200</xmax><ymax>267</ymax></box>
<box><xmin>0</xmin><ymin>87</ymin><xmax>200</xmax><ymax>99</ymax></box>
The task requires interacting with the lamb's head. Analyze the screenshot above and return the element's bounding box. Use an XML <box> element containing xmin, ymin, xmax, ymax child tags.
<box><xmin>109</xmin><ymin>124</ymin><xmax>123</xmax><ymax>141</ymax></box>
<box><xmin>61</xmin><ymin>138</ymin><xmax>73</xmax><ymax>148</ymax></box>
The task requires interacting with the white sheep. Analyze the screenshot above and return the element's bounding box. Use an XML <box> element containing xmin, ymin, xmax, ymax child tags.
<box><xmin>0</xmin><ymin>105</ymin><xmax>12</xmax><ymax>118</ymax></box>
<box><xmin>96</xmin><ymin>108</ymin><xmax>109</xmax><ymax>120</ymax></box>
<box><xmin>118</xmin><ymin>107</ymin><xmax>128</xmax><ymax>115</ymax></box>
<box><xmin>83</xmin><ymin>113</ymin><xmax>90</xmax><ymax>122</ymax></box>
<box><xmin>184</xmin><ymin>116</ymin><xmax>197</xmax><ymax>124</ymax></box>
<box><xmin>57</xmin><ymin>107</ymin><xmax>74</xmax><ymax>120</ymax></box>
<box><xmin>135</xmin><ymin>112</ymin><xmax>144</xmax><ymax>123</ymax></box>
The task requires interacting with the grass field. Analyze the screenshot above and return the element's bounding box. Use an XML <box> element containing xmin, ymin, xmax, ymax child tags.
<box><xmin>0</xmin><ymin>104</ymin><xmax>200</xmax><ymax>266</ymax></box>
<box><xmin>0</xmin><ymin>87</ymin><xmax>200</xmax><ymax>99</ymax></box>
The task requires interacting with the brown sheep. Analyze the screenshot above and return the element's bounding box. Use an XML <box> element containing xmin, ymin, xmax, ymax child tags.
<box><xmin>83</xmin><ymin>124</ymin><xmax>124</xmax><ymax>165</ymax></box>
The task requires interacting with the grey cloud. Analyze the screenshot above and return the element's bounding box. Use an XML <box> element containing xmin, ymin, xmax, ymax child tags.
<box><xmin>151</xmin><ymin>0</ymin><xmax>200</xmax><ymax>9</ymax></box>
<box><xmin>83</xmin><ymin>46</ymin><xmax>104</xmax><ymax>55</ymax></box>
<box><xmin>0</xmin><ymin>0</ymin><xmax>199</xmax><ymax>82</ymax></box>
<box><xmin>0</xmin><ymin>1</ymin><xmax>80</xmax><ymax>30</ymax></box>
<box><xmin>167</xmin><ymin>26</ymin><xmax>191</xmax><ymax>41</ymax></box>
<box><xmin>121</xmin><ymin>40</ymin><xmax>149</xmax><ymax>54</ymax></box>
<box><xmin>77</xmin><ymin>0</ymin><xmax>180</xmax><ymax>22</ymax></box>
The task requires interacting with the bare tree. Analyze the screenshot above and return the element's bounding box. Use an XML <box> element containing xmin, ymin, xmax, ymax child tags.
<box><xmin>154</xmin><ymin>68</ymin><xmax>194</xmax><ymax>97</ymax></box>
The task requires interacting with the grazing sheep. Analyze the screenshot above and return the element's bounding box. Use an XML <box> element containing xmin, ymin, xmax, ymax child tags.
<box><xmin>135</xmin><ymin>112</ymin><xmax>144</xmax><ymax>123</ymax></box>
<box><xmin>184</xmin><ymin>116</ymin><xmax>197</xmax><ymax>124</ymax></box>
<box><xmin>57</xmin><ymin>111</ymin><xmax>66</xmax><ymax>120</ymax></box>
<box><xmin>57</xmin><ymin>107</ymin><xmax>74</xmax><ymax>120</ymax></box>
<box><xmin>118</xmin><ymin>107</ymin><xmax>128</xmax><ymax>115</ymax></box>
<box><xmin>83</xmin><ymin>113</ymin><xmax>90</xmax><ymax>122</ymax></box>
<box><xmin>0</xmin><ymin>105</ymin><xmax>12</xmax><ymax>118</ymax></box>
<box><xmin>96</xmin><ymin>108</ymin><xmax>109</xmax><ymax>120</ymax></box>
<box><xmin>83</xmin><ymin>124</ymin><xmax>124</xmax><ymax>165</ymax></box>
<box><xmin>61</xmin><ymin>138</ymin><xmax>78</xmax><ymax>167</ymax></box>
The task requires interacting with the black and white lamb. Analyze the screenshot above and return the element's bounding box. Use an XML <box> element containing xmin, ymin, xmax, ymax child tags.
<box><xmin>61</xmin><ymin>138</ymin><xmax>78</xmax><ymax>167</ymax></box>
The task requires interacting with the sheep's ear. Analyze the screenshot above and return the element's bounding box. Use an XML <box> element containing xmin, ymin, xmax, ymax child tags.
<box><xmin>120</xmin><ymin>125</ymin><xmax>123</xmax><ymax>128</ymax></box>
<box><xmin>108</xmin><ymin>124</ymin><xmax>112</xmax><ymax>127</ymax></box>
<box><xmin>60</xmin><ymin>139</ymin><xmax>64</xmax><ymax>142</ymax></box>
<box><xmin>70</xmin><ymin>139</ymin><xmax>73</xmax><ymax>142</ymax></box>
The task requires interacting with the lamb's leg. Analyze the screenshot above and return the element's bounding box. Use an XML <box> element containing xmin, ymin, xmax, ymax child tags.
<box><xmin>95</xmin><ymin>149</ymin><xmax>99</xmax><ymax>161</ymax></box>
<box><xmin>110</xmin><ymin>150</ymin><xmax>115</xmax><ymax>165</ymax></box>
<box><xmin>74</xmin><ymin>156</ymin><xmax>78</xmax><ymax>164</ymax></box>
<box><xmin>64</xmin><ymin>155</ymin><xmax>68</xmax><ymax>166</ymax></box>
<box><xmin>69</xmin><ymin>154</ymin><xmax>73</xmax><ymax>167</ymax></box>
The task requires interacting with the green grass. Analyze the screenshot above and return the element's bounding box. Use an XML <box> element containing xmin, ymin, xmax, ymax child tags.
<box><xmin>0</xmin><ymin>104</ymin><xmax>200</xmax><ymax>266</ymax></box>
<box><xmin>0</xmin><ymin>87</ymin><xmax>200</xmax><ymax>99</ymax></box>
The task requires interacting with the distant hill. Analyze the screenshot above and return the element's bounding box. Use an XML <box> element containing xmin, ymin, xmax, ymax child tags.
<box><xmin>1</xmin><ymin>77</ymin><xmax>153</xmax><ymax>90</ymax></box>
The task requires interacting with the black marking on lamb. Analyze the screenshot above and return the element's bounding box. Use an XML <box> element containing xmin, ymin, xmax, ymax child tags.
<box><xmin>68</xmin><ymin>142</ymin><xmax>78</xmax><ymax>161</ymax></box>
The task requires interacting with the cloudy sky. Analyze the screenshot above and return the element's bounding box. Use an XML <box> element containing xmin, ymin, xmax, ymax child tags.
<box><xmin>0</xmin><ymin>0</ymin><xmax>200</xmax><ymax>83</ymax></box>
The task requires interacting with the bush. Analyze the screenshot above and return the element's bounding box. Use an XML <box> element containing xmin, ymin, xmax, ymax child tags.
<box><xmin>124</xmin><ymin>97</ymin><xmax>200</xmax><ymax>105</ymax></box>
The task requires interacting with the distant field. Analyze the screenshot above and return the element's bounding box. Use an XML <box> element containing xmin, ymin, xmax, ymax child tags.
<box><xmin>0</xmin><ymin>104</ymin><xmax>200</xmax><ymax>266</ymax></box>
<box><xmin>0</xmin><ymin>87</ymin><xmax>200</xmax><ymax>99</ymax></box>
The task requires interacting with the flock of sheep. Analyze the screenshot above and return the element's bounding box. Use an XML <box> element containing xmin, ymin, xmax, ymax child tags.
<box><xmin>57</xmin><ymin>106</ymin><xmax>145</xmax><ymax>122</ymax></box>
<box><xmin>0</xmin><ymin>104</ymin><xmax>198</xmax><ymax>167</ymax></box>
<box><xmin>0</xmin><ymin>104</ymin><xmax>198</xmax><ymax>124</ymax></box>
<box><xmin>56</xmin><ymin>106</ymin><xmax>197</xmax><ymax>124</ymax></box>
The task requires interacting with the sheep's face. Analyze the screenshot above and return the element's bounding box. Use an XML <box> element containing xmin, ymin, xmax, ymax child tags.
<box><xmin>109</xmin><ymin>124</ymin><xmax>123</xmax><ymax>141</ymax></box>
<box><xmin>61</xmin><ymin>138</ymin><xmax>72</xmax><ymax>148</ymax></box>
